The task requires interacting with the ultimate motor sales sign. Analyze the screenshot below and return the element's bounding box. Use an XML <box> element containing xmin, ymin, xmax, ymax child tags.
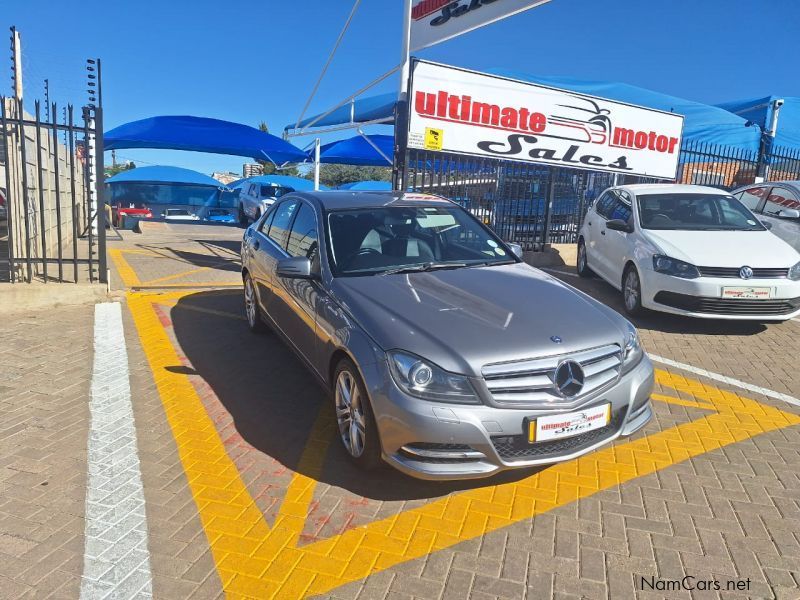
<box><xmin>407</xmin><ymin>60</ymin><xmax>685</xmax><ymax>179</ymax></box>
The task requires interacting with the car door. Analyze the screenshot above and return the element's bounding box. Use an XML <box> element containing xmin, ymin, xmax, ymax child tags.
<box><xmin>584</xmin><ymin>190</ymin><xmax>615</xmax><ymax>281</ymax></box>
<box><xmin>597</xmin><ymin>190</ymin><xmax>634</xmax><ymax>287</ymax></box>
<box><xmin>267</xmin><ymin>200</ymin><xmax>322</xmax><ymax>374</ymax></box>
<box><xmin>761</xmin><ymin>186</ymin><xmax>800</xmax><ymax>251</ymax></box>
<box><xmin>250</xmin><ymin>199</ymin><xmax>298</xmax><ymax>314</ymax></box>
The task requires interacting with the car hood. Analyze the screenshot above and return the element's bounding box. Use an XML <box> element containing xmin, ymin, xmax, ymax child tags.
<box><xmin>642</xmin><ymin>229</ymin><xmax>800</xmax><ymax>267</ymax></box>
<box><xmin>329</xmin><ymin>263</ymin><xmax>629</xmax><ymax>376</ymax></box>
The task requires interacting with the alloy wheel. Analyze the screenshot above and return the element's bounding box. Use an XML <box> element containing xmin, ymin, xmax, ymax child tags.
<box><xmin>624</xmin><ymin>269</ymin><xmax>640</xmax><ymax>311</ymax></box>
<box><xmin>244</xmin><ymin>277</ymin><xmax>257</xmax><ymax>327</ymax></box>
<box><xmin>578</xmin><ymin>244</ymin><xmax>586</xmax><ymax>271</ymax></box>
<box><xmin>335</xmin><ymin>369</ymin><xmax>366</xmax><ymax>457</ymax></box>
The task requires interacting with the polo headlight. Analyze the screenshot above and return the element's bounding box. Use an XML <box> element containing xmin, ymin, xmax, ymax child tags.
<box><xmin>652</xmin><ymin>254</ymin><xmax>700</xmax><ymax>279</ymax></box>
<box><xmin>789</xmin><ymin>261</ymin><xmax>800</xmax><ymax>281</ymax></box>
<box><xmin>622</xmin><ymin>324</ymin><xmax>644</xmax><ymax>374</ymax></box>
<box><xmin>387</xmin><ymin>351</ymin><xmax>479</xmax><ymax>404</ymax></box>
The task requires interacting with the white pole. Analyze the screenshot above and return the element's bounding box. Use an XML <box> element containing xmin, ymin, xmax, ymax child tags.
<box><xmin>398</xmin><ymin>0</ymin><xmax>413</xmax><ymax>100</ymax></box>
<box><xmin>314</xmin><ymin>138</ymin><xmax>321</xmax><ymax>191</ymax></box>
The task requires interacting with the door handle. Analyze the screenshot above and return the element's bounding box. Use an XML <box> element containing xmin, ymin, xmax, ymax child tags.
<box><xmin>588</xmin><ymin>221</ymin><xmax>592</xmax><ymax>226</ymax></box>
<box><xmin>600</xmin><ymin>230</ymin><xmax>605</xmax><ymax>235</ymax></box>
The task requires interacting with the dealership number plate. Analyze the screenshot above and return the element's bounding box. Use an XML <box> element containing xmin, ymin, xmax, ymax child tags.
<box><xmin>721</xmin><ymin>286</ymin><xmax>773</xmax><ymax>300</ymax></box>
<box><xmin>528</xmin><ymin>403</ymin><xmax>611</xmax><ymax>443</ymax></box>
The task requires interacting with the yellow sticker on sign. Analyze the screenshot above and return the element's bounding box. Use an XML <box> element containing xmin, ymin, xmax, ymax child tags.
<box><xmin>424</xmin><ymin>127</ymin><xmax>443</xmax><ymax>150</ymax></box>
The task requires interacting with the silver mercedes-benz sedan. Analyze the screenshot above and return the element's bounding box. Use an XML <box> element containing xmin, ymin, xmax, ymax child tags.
<box><xmin>241</xmin><ymin>191</ymin><xmax>654</xmax><ymax>480</ymax></box>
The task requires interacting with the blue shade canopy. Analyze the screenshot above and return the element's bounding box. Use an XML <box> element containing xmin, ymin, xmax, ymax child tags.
<box><xmin>337</xmin><ymin>180</ymin><xmax>393</xmax><ymax>191</ymax></box>
<box><xmin>230</xmin><ymin>174</ymin><xmax>329</xmax><ymax>191</ymax></box>
<box><xmin>716</xmin><ymin>96</ymin><xmax>800</xmax><ymax>149</ymax></box>
<box><xmin>287</xmin><ymin>93</ymin><xmax>396</xmax><ymax>131</ymax></box>
<box><xmin>104</xmin><ymin>116</ymin><xmax>308</xmax><ymax>163</ymax></box>
<box><xmin>106</xmin><ymin>166</ymin><xmax>224</xmax><ymax>187</ymax></box>
<box><xmin>316</xmin><ymin>135</ymin><xmax>394</xmax><ymax>166</ymax></box>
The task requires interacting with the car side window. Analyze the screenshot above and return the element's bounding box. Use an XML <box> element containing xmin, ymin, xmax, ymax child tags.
<box><xmin>286</xmin><ymin>202</ymin><xmax>319</xmax><ymax>260</ymax></box>
<box><xmin>738</xmin><ymin>187</ymin><xmax>767</xmax><ymax>212</ymax></box>
<box><xmin>266</xmin><ymin>200</ymin><xmax>298</xmax><ymax>249</ymax></box>
<box><xmin>763</xmin><ymin>188</ymin><xmax>800</xmax><ymax>217</ymax></box>
<box><xmin>594</xmin><ymin>192</ymin><xmax>615</xmax><ymax>218</ymax></box>
<box><xmin>607</xmin><ymin>197</ymin><xmax>632</xmax><ymax>222</ymax></box>
<box><xmin>258</xmin><ymin>203</ymin><xmax>277</xmax><ymax>234</ymax></box>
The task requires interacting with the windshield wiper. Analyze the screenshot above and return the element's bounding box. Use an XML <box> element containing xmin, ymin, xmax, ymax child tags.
<box><xmin>379</xmin><ymin>262</ymin><xmax>468</xmax><ymax>276</ymax></box>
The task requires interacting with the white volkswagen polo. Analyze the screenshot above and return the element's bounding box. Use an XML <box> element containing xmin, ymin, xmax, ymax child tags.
<box><xmin>577</xmin><ymin>184</ymin><xmax>800</xmax><ymax>320</ymax></box>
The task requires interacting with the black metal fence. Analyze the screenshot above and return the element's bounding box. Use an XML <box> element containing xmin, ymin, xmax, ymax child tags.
<box><xmin>405</xmin><ymin>139</ymin><xmax>797</xmax><ymax>250</ymax></box>
<box><xmin>0</xmin><ymin>97</ymin><xmax>106</xmax><ymax>283</ymax></box>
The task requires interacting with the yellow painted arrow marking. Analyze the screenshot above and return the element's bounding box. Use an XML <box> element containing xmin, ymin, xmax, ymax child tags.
<box><xmin>126</xmin><ymin>290</ymin><xmax>800</xmax><ymax>599</ymax></box>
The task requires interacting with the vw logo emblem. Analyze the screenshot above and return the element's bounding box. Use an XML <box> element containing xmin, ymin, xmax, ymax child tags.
<box><xmin>739</xmin><ymin>266</ymin><xmax>753</xmax><ymax>280</ymax></box>
<box><xmin>554</xmin><ymin>360</ymin><xmax>585</xmax><ymax>398</ymax></box>
<box><xmin>550</xmin><ymin>335</ymin><xmax>562</xmax><ymax>344</ymax></box>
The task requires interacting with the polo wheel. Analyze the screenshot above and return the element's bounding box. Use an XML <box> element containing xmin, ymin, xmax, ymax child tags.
<box><xmin>244</xmin><ymin>273</ymin><xmax>267</xmax><ymax>333</ymax></box>
<box><xmin>577</xmin><ymin>238</ymin><xmax>592</xmax><ymax>278</ymax></box>
<box><xmin>622</xmin><ymin>265</ymin><xmax>645</xmax><ymax>317</ymax></box>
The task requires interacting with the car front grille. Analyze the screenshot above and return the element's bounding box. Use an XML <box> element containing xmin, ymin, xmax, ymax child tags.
<box><xmin>481</xmin><ymin>344</ymin><xmax>622</xmax><ymax>409</ymax></box>
<box><xmin>654</xmin><ymin>291</ymin><xmax>800</xmax><ymax>315</ymax></box>
<box><xmin>697</xmin><ymin>266</ymin><xmax>789</xmax><ymax>279</ymax></box>
<box><xmin>491</xmin><ymin>408</ymin><xmax>625</xmax><ymax>462</ymax></box>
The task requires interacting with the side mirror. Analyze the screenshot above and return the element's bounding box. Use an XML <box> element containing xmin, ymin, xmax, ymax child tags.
<box><xmin>277</xmin><ymin>256</ymin><xmax>315</xmax><ymax>279</ymax></box>
<box><xmin>761</xmin><ymin>220</ymin><xmax>773</xmax><ymax>230</ymax></box>
<box><xmin>606</xmin><ymin>219</ymin><xmax>633</xmax><ymax>233</ymax></box>
<box><xmin>506</xmin><ymin>242</ymin><xmax>524</xmax><ymax>259</ymax></box>
<box><xmin>777</xmin><ymin>208</ymin><xmax>800</xmax><ymax>219</ymax></box>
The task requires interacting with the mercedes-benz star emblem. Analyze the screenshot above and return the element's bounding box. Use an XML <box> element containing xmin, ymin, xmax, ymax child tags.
<box><xmin>550</xmin><ymin>335</ymin><xmax>562</xmax><ymax>343</ymax></box>
<box><xmin>554</xmin><ymin>360</ymin><xmax>585</xmax><ymax>398</ymax></box>
<box><xmin>739</xmin><ymin>266</ymin><xmax>753</xmax><ymax>280</ymax></box>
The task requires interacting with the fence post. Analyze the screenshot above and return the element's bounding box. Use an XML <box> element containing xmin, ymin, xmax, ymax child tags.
<box><xmin>542</xmin><ymin>175</ymin><xmax>554</xmax><ymax>250</ymax></box>
<box><xmin>93</xmin><ymin>105</ymin><xmax>107</xmax><ymax>285</ymax></box>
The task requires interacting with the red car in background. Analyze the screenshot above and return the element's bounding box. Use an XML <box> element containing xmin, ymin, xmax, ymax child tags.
<box><xmin>113</xmin><ymin>202</ymin><xmax>152</xmax><ymax>226</ymax></box>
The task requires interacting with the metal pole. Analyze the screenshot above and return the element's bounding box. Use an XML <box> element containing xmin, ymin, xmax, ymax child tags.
<box><xmin>34</xmin><ymin>101</ymin><xmax>48</xmax><ymax>282</ymax></box>
<box><xmin>313</xmin><ymin>137</ymin><xmax>320</xmax><ymax>191</ymax></box>
<box><xmin>51</xmin><ymin>102</ymin><xmax>63</xmax><ymax>281</ymax></box>
<box><xmin>1</xmin><ymin>98</ymin><xmax>15</xmax><ymax>282</ymax></box>
<box><xmin>10</xmin><ymin>27</ymin><xmax>23</xmax><ymax>101</ymax></box>
<box><xmin>393</xmin><ymin>0</ymin><xmax>413</xmax><ymax>191</ymax></box>
<box><xmin>542</xmin><ymin>176</ymin><xmax>554</xmax><ymax>250</ymax></box>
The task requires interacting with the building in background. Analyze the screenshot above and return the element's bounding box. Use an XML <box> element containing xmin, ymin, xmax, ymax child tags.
<box><xmin>242</xmin><ymin>163</ymin><xmax>263</xmax><ymax>178</ymax></box>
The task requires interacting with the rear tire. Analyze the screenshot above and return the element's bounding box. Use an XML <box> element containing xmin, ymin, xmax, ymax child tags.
<box><xmin>577</xmin><ymin>239</ymin><xmax>592</xmax><ymax>278</ymax></box>
<box><xmin>622</xmin><ymin>265</ymin><xmax>645</xmax><ymax>317</ymax></box>
<box><xmin>333</xmin><ymin>358</ymin><xmax>382</xmax><ymax>471</ymax></box>
<box><xmin>244</xmin><ymin>273</ymin><xmax>267</xmax><ymax>333</ymax></box>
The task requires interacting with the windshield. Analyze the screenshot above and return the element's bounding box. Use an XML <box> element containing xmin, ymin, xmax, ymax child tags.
<box><xmin>637</xmin><ymin>193</ymin><xmax>765</xmax><ymax>231</ymax></box>
<box><xmin>261</xmin><ymin>185</ymin><xmax>291</xmax><ymax>199</ymax></box>
<box><xmin>327</xmin><ymin>205</ymin><xmax>515</xmax><ymax>276</ymax></box>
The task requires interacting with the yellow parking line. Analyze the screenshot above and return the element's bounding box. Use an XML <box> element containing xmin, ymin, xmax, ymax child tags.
<box><xmin>109</xmin><ymin>248</ymin><xmax>141</xmax><ymax>288</ymax></box>
<box><xmin>127</xmin><ymin>291</ymin><xmax>800</xmax><ymax>599</ymax></box>
<box><xmin>140</xmin><ymin>266</ymin><xmax>211</xmax><ymax>286</ymax></box>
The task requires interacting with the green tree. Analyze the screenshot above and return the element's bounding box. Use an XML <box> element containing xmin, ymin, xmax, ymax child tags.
<box><xmin>105</xmin><ymin>161</ymin><xmax>135</xmax><ymax>178</ymax></box>
<box><xmin>312</xmin><ymin>164</ymin><xmax>392</xmax><ymax>188</ymax></box>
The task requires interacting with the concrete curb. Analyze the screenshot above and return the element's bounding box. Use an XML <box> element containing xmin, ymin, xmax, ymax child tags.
<box><xmin>0</xmin><ymin>283</ymin><xmax>110</xmax><ymax>314</ymax></box>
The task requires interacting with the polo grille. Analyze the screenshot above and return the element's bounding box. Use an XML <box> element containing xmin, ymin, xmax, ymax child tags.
<box><xmin>654</xmin><ymin>291</ymin><xmax>800</xmax><ymax>316</ymax></box>
<box><xmin>697</xmin><ymin>266</ymin><xmax>789</xmax><ymax>279</ymax></box>
<box><xmin>481</xmin><ymin>344</ymin><xmax>622</xmax><ymax>409</ymax></box>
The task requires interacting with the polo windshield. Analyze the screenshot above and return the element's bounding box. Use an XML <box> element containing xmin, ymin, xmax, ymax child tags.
<box><xmin>327</xmin><ymin>205</ymin><xmax>515</xmax><ymax>275</ymax></box>
<box><xmin>637</xmin><ymin>193</ymin><xmax>765</xmax><ymax>231</ymax></box>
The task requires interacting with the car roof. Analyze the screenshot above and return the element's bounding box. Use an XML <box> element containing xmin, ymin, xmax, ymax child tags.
<box><xmin>621</xmin><ymin>183</ymin><xmax>730</xmax><ymax>196</ymax></box>
<box><xmin>285</xmin><ymin>190</ymin><xmax>455</xmax><ymax>210</ymax></box>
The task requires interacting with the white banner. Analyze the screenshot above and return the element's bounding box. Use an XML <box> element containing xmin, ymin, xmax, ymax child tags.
<box><xmin>407</xmin><ymin>61</ymin><xmax>685</xmax><ymax>179</ymax></box>
<box><xmin>410</xmin><ymin>0</ymin><xmax>552</xmax><ymax>51</ymax></box>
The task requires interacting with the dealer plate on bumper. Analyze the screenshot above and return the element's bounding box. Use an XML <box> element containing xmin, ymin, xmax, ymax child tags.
<box><xmin>527</xmin><ymin>403</ymin><xmax>611</xmax><ymax>443</ymax></box>
<box><xmin>721</xmin><ymin>286</ymin><xmax>773</xmax><ymax>299</ymax></box>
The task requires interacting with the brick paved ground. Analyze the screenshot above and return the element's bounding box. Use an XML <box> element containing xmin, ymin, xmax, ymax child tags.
<box><xmin>2</xmin><ymin>225</ymin><xmax>799</xmax><ymax>599</ymax></box>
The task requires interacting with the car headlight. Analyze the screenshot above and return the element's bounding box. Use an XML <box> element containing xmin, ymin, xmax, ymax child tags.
<box><xmin>387</xmin><ymin>351</ymin><xmax>480</xmax><ymax>404</ymax></box>
<box><xmin>789</xmin><ymin>261</ymin><xmax>800</xmax><ymax>281</ymax></box>
<box><xmin>652</xmin><ymin>254</ymin><xmax>700</xmax><ymax>279</ymax></box>
<box><xmin>622</xmin><ymin>324</ymin><xmax>644</xmax><ymax>374</ymax></box>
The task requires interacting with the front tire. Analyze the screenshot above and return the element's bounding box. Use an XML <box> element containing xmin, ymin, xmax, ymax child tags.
<box><xmin>577</xmin><ymin>238</ymin><xmax>592</xmax><ymax>278</ymax></box>
<box><xmin>333</xmin><ymin>358</ymin><xmax>382</xmax><ymax>470</ymax></box>
<box><xmin>622</xmin><ymin>265</ymin><xmax>645</xmax><ymax>316</ymax></box>
<box><xmin>244</xmin><ymin>273</ymin><xmax>267</xmax><ymax>333</ymax></box>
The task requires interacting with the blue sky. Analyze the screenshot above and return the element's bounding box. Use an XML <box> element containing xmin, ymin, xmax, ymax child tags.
<box><xmin>6</xmin><ymin>0</ymin><xmax>800</xmax><ymax>174</ymax></box>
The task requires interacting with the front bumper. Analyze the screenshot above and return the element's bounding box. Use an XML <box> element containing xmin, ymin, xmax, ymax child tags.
<box><xmin>639</xmin><ymin>269</ymin><xmax>800</xmax><ymax>320</ymax></box>
<box><xmin>363</xmin><ymin>354</ymin><xmax>655</xmax><ymax>481</ymax></box>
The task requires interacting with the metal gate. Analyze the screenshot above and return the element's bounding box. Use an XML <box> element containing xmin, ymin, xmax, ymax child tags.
<box><xmin>0</xmin><ymin>97</ymin><xmax>106</xmax><ymax>283</ymax></box>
